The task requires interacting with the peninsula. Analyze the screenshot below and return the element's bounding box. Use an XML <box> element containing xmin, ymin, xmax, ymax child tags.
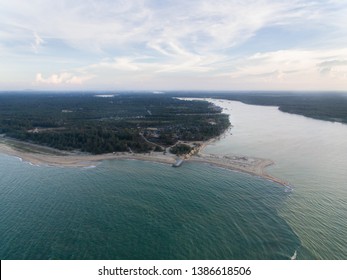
<box><xmin>0</xmin><ymin>92</ymin><xmax>289</xmax><ymax>187</ymax></box>
<box><xmin>0</xmin><ymin>93</ymin><xmax>229</xmax><ymax>154</ymax></box>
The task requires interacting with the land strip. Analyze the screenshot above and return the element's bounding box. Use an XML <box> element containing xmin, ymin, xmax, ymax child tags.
<box><xmin>0</xmin><ymin>136</ymin><xmax>289</xmax><ymax>187</ymax></box>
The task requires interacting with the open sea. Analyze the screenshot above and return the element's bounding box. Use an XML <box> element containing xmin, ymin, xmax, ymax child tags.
<box><xmin>0</xmin><ymin>99</ymin><xmax>346</xmax><ymax>259</ymax></box>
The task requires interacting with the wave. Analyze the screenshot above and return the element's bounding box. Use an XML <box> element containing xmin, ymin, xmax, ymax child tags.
<box><xmin>290</xmin><ymin>250</ymin><xmax>297</xmax><ymax>260</ymax></box>
<box><xmin>28</xmin><ymin>162</ymin><xmax>41</xmax><ymax>167</ymax></box>
<box><xmin>14</xmin><ymin>156</ymin><xmax>23</xmax><ymax>162</ymax></box>
<box><xmin>83</xmin><ymin>165</ymin><xmax>97</xmax><ymax>169</ymax></box>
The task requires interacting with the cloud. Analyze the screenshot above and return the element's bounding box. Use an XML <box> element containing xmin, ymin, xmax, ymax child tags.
<box><xmin>88</xmin><ymin>57</ymin><xmax>141</xmax><ymax>71</ymax></box>
<box><xmin>35</xmin><ymin>72</ymin><xmax>94</xmax><ymax>85</ymax></box>
<box><xmin>83</xmin><ymin>51</ymin><xmax>227</xmax><ymax>75</ymax></box>
<box><xmin>2</xmin><ymin>0</ymin><xmax>345</xmax><ymax>55</ymax></box>
<box><xmin>318</xmin><ymin>60</ymin><xmax>347</xmax><ymax>77</ymax></box>
<box><xmin>1</xmin><ymin>0</ymin><xmax>347</xmax><ymax>90</ymax></box>
<box><xmin>212</xmin><ymin>48</ymin><xmax>347</xmax><ymax>90</ymax></box>
<box><xmin>31</xmin><ymin>32</ymin><xmax>44</xmax><ymax>53</ymax></box>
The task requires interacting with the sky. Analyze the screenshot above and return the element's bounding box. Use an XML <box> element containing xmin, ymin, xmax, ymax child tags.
<box><xmin>0</xmin><ymin>0</ymin><xmax>347</xmax><ymax>91</ymax></box>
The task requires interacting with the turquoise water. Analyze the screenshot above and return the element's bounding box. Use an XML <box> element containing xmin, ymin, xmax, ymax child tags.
<box><xmin>0</xmin><ymin>155</ymin><xmax>299</xmax><ymax>259</ymax></box>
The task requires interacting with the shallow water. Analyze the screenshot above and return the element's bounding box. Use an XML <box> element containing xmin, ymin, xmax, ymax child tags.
<box><xmin>204</xmin><ymin>99</ymin><xmax>347</xmax><ymax>259</ymax></box>
<box><xmin>0</xmin><ymin>154</ymin><xmax>298</xmax><ymax>259</ymax></box>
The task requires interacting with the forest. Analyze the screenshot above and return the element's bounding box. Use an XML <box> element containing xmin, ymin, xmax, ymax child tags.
<box><xmin>0</xmin><ymin>93</ymin><xmax>230</xmax><ymax>154</ymax></box>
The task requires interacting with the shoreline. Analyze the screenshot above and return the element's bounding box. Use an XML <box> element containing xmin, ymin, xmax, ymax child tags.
<box><xmin>0</xmin><ymin>141</ymin><xmax>176</xmax><ymax>167</ymax></box>
<box><xmin>0</xmin><ymin>136</ymin><xmax>289</xmax><ymax>187</ymax></box>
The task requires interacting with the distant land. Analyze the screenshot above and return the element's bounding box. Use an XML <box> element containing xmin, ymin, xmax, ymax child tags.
<box><xmin>166</xmin><ymin>91</ymin><xmax>347</xmax><ymax>125</ymax></box>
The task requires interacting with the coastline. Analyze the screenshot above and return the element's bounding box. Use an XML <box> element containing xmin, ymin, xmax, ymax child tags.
<box><xmin>0</xmin><ymin>141</ymin><xmax>176</xmax><ymax>167</ymax></box>
<box><xmin>0</xmin><ymin>135</ymin><xmax>289</xmax><ymax>187</ymax></box>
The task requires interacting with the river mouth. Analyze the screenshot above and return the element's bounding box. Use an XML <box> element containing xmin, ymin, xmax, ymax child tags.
<box><xmin>203</xmin><ymin>99</ymin><xmax>347</xmax><ymax>259</ymax></box>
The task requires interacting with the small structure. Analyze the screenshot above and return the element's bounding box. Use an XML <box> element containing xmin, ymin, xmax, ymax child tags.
<box><xmin>172</xmin><ymin>158</ymin><xmax>183</xmax><ymax>167</ymax></box>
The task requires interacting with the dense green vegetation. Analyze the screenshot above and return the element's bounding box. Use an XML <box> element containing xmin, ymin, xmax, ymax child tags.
<box><xmin>169</xmin><ymin>143</ymin><xmax>193</xmax><ymax>155</ymax></box>
<box><xmin>168</xmin><ymin>91</ymin><xmax>347</xmax><ymax>124</ymax></box>
<box><xmin>0</xmin><ymin>93</ymin><xmax>230</xmax><ymax>154</ymax></box>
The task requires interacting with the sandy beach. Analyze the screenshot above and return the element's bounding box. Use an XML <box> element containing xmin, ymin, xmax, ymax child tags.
<box><xmin>0</xmin><ymin>135</ymin><xmax>289</xmax><ymax>187</ymax></box>
<box><xmin>0</xmin><ymin>140</ymin><xmax>176</xmax><ymax>167</ymax></box>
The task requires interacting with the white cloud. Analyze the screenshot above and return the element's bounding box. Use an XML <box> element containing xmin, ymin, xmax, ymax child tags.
<box><xmin>318</xmin><ymin>60</ymin><xmax>347</xmax><ymax>79</ymax></box>
<box><xmin>31</xmin><ymin>32</ymin><xmax>44</xmax><ymax>53</ymax></box>
<box><xmin>216</xmin><ymin>48</ymin><xmax>347</xmax><ymax>90</ymax></box>
<box><xmin>89</xmin><ymin>57</ymin><xmax>141</xmax><ymax>71</ymax></box>
<box><xmin>1</xmin><ymin>0</ymin><xmax>347</xmax><ymax>90</ymax></box>
<box><xmin>35</xmin><ymin>72</ymin><xmax>94</xmax><ymax>85</ymax></box>
<box><xmin>2</xmin><ymin>0</ymin><xmax>344</xmax><ymax>54</ymax></box>
<box><xmin>83</xmin><ymin>51</ymin><xmax>228</xmax><ymax>75</ymax></box>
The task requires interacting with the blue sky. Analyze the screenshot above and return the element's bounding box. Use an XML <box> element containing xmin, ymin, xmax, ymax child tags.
<box><xmin>0</xmin><ymin>0</ymin><xmax>346</xmax><ymax>91</ymax></box>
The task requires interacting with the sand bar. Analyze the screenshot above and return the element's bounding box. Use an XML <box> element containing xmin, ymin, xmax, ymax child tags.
<box><xmin>0</xmin><ymin>136</ymin><xmax>289</xmax><ymax>187</ymax></box>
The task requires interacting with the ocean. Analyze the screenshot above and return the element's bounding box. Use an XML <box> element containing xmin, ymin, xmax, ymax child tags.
<box><xmin>0</xmin><ymin>99</ymin><xmax>346</xmax><ymax>259</ymax></box>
